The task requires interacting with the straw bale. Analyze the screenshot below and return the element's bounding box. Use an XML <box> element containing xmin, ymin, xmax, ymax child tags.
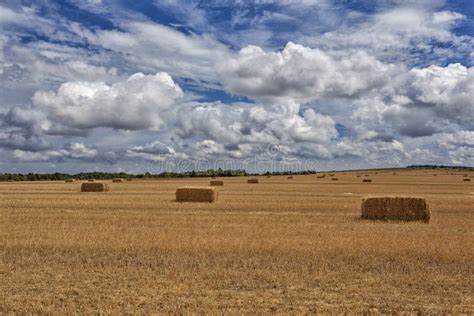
<box><xmin>81</xmin><ymin>182</ymin><xmax>110</xmax><ymax>192</ymax></box>
<box><xmin>176</xmin><ymin>186</ymin><xmax>218</xmax><ymax>202</ymax></box>
<box><xmin>361</xmin><ymin>197</ymin><xmax>430</xmax><ymax>222</ymax></box>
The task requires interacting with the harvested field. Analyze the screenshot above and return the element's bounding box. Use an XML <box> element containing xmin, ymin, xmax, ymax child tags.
<box><xmin>0</xmin><ymin>169</ymin><xmax>473</xmax><ymax>313</ymax></box>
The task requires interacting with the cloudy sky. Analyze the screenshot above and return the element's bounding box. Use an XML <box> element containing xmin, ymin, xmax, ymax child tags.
<box><xmin>0</xmin><ymin>0</ymin><xmax>473</xmax><ymax>174</ymax></box>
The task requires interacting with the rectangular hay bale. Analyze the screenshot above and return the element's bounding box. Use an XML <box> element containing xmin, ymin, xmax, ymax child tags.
<box><xmin>176</xmin><ymin>186</ymin><xmax>218</xmax><ymax>202</ymax></box>
<box><xmin>463</xmin><ymin>178</ymin><xmax>471</xmax><ymax>182</ymax></box>
<box><xmin>247</xmin><ymin>178</ymin><xmax>259</xmax><ymax>184</ymax></box>
<box><xmin>210</xmin><ymin>180</ymin><xmax>224</xmax><ymax>186</ymax></box>
<box><xmin>81</xmin><ymin>182</ymin><xmax>110</xmax><ymax>192</ymax></box>
<box><xmin>363</xmin><ymin>179</ymin><xmax>372</xmax><ymax>183</ymax></box>
<box><xmin>65</xmin><ymin>179</ymin><xmax>75</xmax><ymax>183</ymax></box>
<box><xmin>112</xmin><ymin>178</ymin><xmax>124</xmax><ymax>183</ymax></box>
<box><xmin>361</xmin><ymin>197</ymin><xmax>430</xmax><ymax>223</ymax></box>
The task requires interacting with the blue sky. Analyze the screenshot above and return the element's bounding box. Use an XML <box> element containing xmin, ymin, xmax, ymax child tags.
<box><xmin>0</xmin><ymin>0</ymin><xmax>473</xmax><ymax>173</ymax></box>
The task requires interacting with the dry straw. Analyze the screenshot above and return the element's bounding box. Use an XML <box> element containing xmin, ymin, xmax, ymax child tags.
<box><xmin>361</xmin><ymin>196</ymin><xmax>430</xmax><ymax>223</ymax></box>
<box><xmin>81</xmin><ymin>182</ymin><xmax>110</xmax><ymax>192</ymax></box>
<box><xmin>176</xmin><ymin>186</ymin><xmax>218</xmax><ymax>202</ymax></box>
<box><xmin>210</xmin><ymin>180</ymin><xmax>224</xmax><ymax>186</ymax></box>
<box><xmin>247</xmin><ymin>178</ymin><xmax>259</xmax><ymax>184</ymax></box>
<box><xmin>112</xmin><ymin>178</ymin><xmax>124</xmax><ymax>183</ymax></box>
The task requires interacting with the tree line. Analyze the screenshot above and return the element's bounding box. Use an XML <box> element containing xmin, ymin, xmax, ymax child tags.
<box><xmin>0</xmin><ymin>169</ymin><xmax>319</xmax><ymax>182</ymax></box>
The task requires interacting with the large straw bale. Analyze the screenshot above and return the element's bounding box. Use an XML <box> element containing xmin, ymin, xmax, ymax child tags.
<box><xmin>112</xmin><ymin>178</ymin><xmax>124</xmax><ymax>183</ymax></box>
<box><xmin>81</xmin><ymin>182</ymin><xmax>110</xmax><ymax>192</ymax></box>
<box><xmin>65</xmin><ymin>179</ymin><xmax>75</xmax><ymax>183</ymax></box>
<box><xmin>361</xmin><ymin>196</ymin><xmax>430</xmax><ymax>223</ymax></box>
<box><xmin>247</xmin><ymin>178</ymin><xmax>259</xmax><ymax>184</ymax></box>
<box><xmin>176</xmin><ymin>186</ymin><xmax>218</xmax><ymax>202</ymax></box>
<box><xmin>210</xmin><ymin>180</ymin><xmax>224</xmax><ymax>186</ymax></box>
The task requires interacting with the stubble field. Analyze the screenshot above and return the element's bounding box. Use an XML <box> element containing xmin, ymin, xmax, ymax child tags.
<box><xmin>1</xmin><ymin>169</ymin><xmax>473</xmax><ymax>313</ymax></box>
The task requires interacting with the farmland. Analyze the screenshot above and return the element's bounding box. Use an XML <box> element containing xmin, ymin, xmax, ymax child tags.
<box><xmin>1</xmin><ymin>169</ymin><xmax>473</xmax><ymax>313</ymax></box>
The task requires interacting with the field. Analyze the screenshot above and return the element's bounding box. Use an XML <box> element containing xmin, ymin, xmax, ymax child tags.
<box><xmin>1</xmin><ymin>169</ymin><xmax>473</xmax><ymax>313</ymax></box>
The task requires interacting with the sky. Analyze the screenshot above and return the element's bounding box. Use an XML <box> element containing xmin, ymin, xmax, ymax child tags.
<box><xmin>0</xmin><ymin>0</ymin><xmax>473</xmax><ymax>174</ymax></box>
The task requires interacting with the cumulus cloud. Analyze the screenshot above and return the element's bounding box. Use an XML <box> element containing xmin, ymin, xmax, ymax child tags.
<box><xmin>12</xmin><ymin>72</ymin><xmax>183</xmax><ymax>133</ymax></box>
<box><xmin>175</xmin><ymin>100</ymin><xmax>338</xmax><ymax>146</ymax></box>
<box><xmin>219</xmin><ymin>42</ymin><xmax>399</xmax><ymax>103</ymax></box>
<box><xmin>352</xmin><ymin>63</ymin><xmax>474</xmax><ymax>138</ymax></box>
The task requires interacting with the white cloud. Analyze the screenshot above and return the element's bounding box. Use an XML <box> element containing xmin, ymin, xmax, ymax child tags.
<box><xmin>29</xmin><ymin>72</ymin><xmax>183</xmax><ymax>132</ymax></box>
<box><xmin>79</xmin><ymin>21</ymin><xmax>231</xmax><ymax>82</ymax></box>
<box><xmin>13</xmin><ymin>142</ymin><xmax>97</xmax><ymax>162</ymax></box>
<box><xmin>305</xmin><ymin>7</ymin><xmax>470</xmax><ymax>65</ymax></box>
<box><xmin>219</xmin><ymin>42</ymin><xmax>399</xmax><ymax>103</ymax></box>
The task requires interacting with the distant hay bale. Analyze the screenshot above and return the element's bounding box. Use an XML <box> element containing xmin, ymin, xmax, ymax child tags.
<box><xmin>361</xmin><ymin>197</ymin><xmax>430</xmax><ymax>223</ymax></box>
<box><xmin>126</xmin><ymin>178</ymin><xmax>133</xmax><ymax>181</ymax></box>
<box><xmin>266</xmin><ymin>176</ymin><xmax>271</xmax><ymax>178</ymax></box>
<box><xmin>317</xmin><ymin>174</ymin><xmax>326</xmax><ymax>179</ymax></box>
<box><xmin>81</xmin><ymin>182</ymin><xmax>110</xmax><ymax>192</ymax></box>
<box><xmin>356</xmin><ymin>175</ymin><xmax>361</xmax><ymax>178</ymax></box>
<box><xmin>65</xmin><ymin>179</ymin><xmax>75</xmax><ymax>183</ymax></box>
<box><xmin>176</xmin><ymin>186</ymin><xmax>218</xmax><ymax>202</ymax></box>
<box><xmin>210</xmin><ymin>180</ymin><xmax>224</xmax><ymax>186</ymax></box>
<box><xmin>287</xmin><ymin>176</ymin><xmax>293</xmax><ymax>179</ymax></box>
<box><xmin>393</xmin><ymin>173</ymin><xmax>397</xmax><ymax>175</ymax></box>
<box><xmin>363</xmin><ymin>179</ymin><xmax>373</xmax><ymax>183</ymax></box>
<box><xmin>87</xmin><ymin>179</ymin><xmax>95</xmax><ymax>183</ymax></box>
<box><xmin>331</xmin><ymin>178</ymin><xmax>338</xmax><ymax>181</ymax></box>
<box><xmin>247</xmin><ymin>178</ymin><xmax>259</xmax><ymax>184</ymax></box>
<box><xmin>112</xmin><ymin>178</ymin><xmax>124</xmax><ymax>183</ymax></box>
<box><xmin>211</xmin><ymin>176</ymin><xmax>217</xmax><ymax>179</ymax></box>
<box><xmin>464</xmin><ymin>178</ymin><xmax>471</xmax><ymax>182</ymax></box>
<box><xmin>365</xmin><ymin>175</ymin><xmax>370</xmax><ymax>177</ymax></box>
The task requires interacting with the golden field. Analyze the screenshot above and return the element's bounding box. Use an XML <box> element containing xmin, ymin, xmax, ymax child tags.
<box><xmin>1</xmin><ymin>169</ymin><xmax>473</xmax><ymax>313</ymax></box>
